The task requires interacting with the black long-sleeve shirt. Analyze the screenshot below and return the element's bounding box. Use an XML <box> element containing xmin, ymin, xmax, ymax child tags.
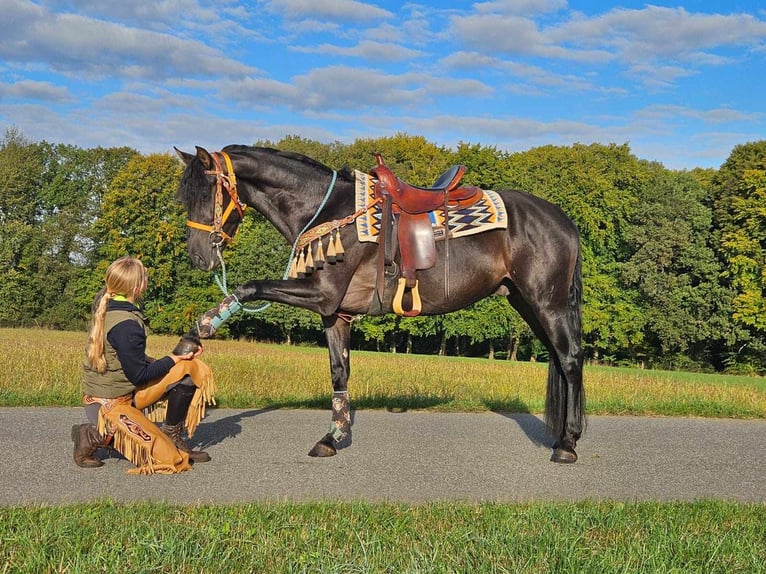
<box><xmin>106</xmin><ymin>300</ymin><xmax>175</xmax><ymax>387</ymax></box>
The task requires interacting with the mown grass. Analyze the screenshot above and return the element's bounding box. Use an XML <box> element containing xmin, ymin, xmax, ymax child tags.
<box><xmin>1</xmin><ymin>500</ymin><xmax>765</xmax><ymax>573</ymax></box>
<box><xmin>2</xmin><ymin>328</ymin><xmax>764</xmax><ymax>418</ymax></box>
<box><xmin>3</xmin><ymin>328</ymin><xmax>766</xmax><ymax>572</ymax></box>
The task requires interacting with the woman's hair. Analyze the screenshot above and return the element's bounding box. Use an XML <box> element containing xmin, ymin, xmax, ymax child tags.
<box><xmin>86</xmin><ymin>256</ymin><xmax>147</xmax><ymax>373</ymax></box>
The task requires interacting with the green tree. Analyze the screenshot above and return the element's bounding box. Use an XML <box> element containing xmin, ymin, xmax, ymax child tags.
<box><xmin>354</xmin><ymin>315</ymin><xmax>401</xmax><ymax>352</ymax></box>
<box><xmin>451</xmin><ymin>142</ymin><xmax>511</xmax><ymax>190</ymax></box>
<box><xmin>0</xmin><ymin>129</ymin><xmax>46</xmax><ymax>326</ymax></box>
<box><xmin>394</xmin><ymin>315</ymin><xmax>444</xmax><ymax>354</ymax></box>
<box><xmin>460</xmin><ymin>296</ymin><xmax>531</xmax><ymax>360</ymax></box>
<box><xmin>89</xmin><ymin>153</ymin><xmax>192</xmax><ymax>332</ymax></box>
<box><xmin>621</xmin><ymin>165</ymin><xmax>732</xmax><ymax>368</ymax></box>
<box><xmin>714</xmin><ymin>143</ymin><xmax>766</xmax><ymax>331</ymax></box>
<box><xmin>342</xmin><ymin>133</ymin><xmax>452</xmax><ymax>186</ymax></box>
<box><xmin>35</xmin><ymin>143</ymin><xmax>138</xmax><ymax>328</ymax></box>
<box><xmin>712</xmin><ymin>142</ymin><xmax>766</xmax><ymax>371</ymax></box>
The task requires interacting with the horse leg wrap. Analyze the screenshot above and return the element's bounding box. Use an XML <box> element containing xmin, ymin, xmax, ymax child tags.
<box><xmin>329</xmin><ymin>391</ymin><xmax>351</xmax><ymax>442</ymax></box>
<box><xmin>195</xmin><ymin>294</ymin><xmax>242</xmax><ymax>338</ymax></box>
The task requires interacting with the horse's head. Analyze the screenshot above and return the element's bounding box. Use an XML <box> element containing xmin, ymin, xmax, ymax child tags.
<box><xmin>175</xmin><ymin>146</ymin><xmax>246</xmax><ymax>271</ymax></box>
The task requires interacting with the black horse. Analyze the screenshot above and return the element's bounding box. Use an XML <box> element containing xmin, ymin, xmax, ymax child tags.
<box><xmin>175</xmin><ymin>145</ymin><xmax>585</xmax><ymax>463</ymax></box>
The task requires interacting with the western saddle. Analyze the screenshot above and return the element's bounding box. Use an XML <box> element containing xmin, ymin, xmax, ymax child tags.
<box><xmin>369</xmin><ymin>153</ymin><xmax>482</xmax><ymax>316</ymax></box>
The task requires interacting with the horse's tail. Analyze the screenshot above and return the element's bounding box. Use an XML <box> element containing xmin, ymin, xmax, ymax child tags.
<box><xmin>545</xmin><ymin>249</ymin><xmax>585</xmax><ymax>436</ymax></box>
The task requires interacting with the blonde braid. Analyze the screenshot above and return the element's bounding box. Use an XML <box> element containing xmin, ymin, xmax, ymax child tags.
<box><xmin>86</xmin><ymin>290</ymin><xmax>111</xmax><ymax>373</ymax></box>
<box><xmin>85</xmin><ymin>256</ymin><xmax>147</xmax><ymax>374</ymax></box>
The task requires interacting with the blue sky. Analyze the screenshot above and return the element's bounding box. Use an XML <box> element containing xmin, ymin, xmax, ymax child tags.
<box><xmin>1</xmin><ymin>0</ymin><xmax>765</xmax><ymax>170</ymax></box>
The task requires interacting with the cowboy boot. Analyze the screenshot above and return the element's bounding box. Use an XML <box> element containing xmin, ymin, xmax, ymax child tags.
<box><xmin>162</xmin><ymin>383</ymin><xmax>211</xmax><ymax>463</ymax></box>
<box><xmin>161</xmin><ymin>422</ymin><xmax>211</xmax><ymax>463</ymax></box>
<box><xmin>71</xmin><ymin>423</ymin><xmax>105</xmax><ymax>468</ymax></box>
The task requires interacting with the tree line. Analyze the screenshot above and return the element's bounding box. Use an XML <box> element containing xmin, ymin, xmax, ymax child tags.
<box><xmin>2</xmin><ymin>128</ymin><xmax>764</xmax><ymax>373</ymax></box>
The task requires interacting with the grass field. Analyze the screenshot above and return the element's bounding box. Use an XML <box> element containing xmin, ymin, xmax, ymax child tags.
<box><xmin>2</xmin><ymin>328</ymin><xmax>765</xmax><ymax>573</ymax></box>
<box><xmin>1</xmin><ymin>501</ymin><xmax>764</xmax><ymax>573</ymax></box>
<box><xmin>2</xmin><ymin>328</ymin><xmax>765</xmax><ymax>418</ymax></box>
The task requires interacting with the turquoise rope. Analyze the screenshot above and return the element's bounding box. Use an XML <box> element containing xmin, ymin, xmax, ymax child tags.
<box><xmin>283</xmin><ymin>170</ymin><xmax>338</xmax><ymax>280</ymax></box>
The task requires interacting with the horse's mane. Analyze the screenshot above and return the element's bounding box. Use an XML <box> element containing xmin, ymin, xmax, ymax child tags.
<box><xmin>222</xmin><ymin>145</ymin><xmax>331</xmax><ymax>172</ymax></box>
<box><xmin>178</xmin><ymin>145</ymin><xmax>356</xmax><ymax>206</ymax></box>
<box><xmin>222</xmin><ymin>144</ymin><xmax>355</xmax><ymax>181</ymax></box>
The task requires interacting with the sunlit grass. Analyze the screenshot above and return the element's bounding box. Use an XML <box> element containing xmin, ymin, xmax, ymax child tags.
<box><xmin>1</xmin><ymin>328</ymin><xmax>764</xmax><ymax>418</ymax></box>
<box><xmin>1</xmin><ymin>501</ymin><xmax>764</xmax><ymax>573</ymax></box>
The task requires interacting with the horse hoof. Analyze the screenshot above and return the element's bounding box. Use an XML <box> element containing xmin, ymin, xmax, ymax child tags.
<box><xmin>172</xmin><ymin>335</ymin><xmax>201</xmax><ymax>355</ymax></box>
<box><xmin>308</xmin><ymin>436</ymin><xmax>337</xmax><ymax>457</ymax></box>
<box><xmin>550</xmin><ymin>447</ymin><xmax>578</xmax><ymax>464</ymax></box>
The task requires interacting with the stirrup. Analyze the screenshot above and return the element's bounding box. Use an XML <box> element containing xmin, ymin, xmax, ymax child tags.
<box><xmin>393</xmin><ymin>277</ymin><xmax>422</xmax><ymax>317</ymax></box>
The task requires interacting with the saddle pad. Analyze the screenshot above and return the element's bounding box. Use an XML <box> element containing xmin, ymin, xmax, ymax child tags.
<box><xmin>354</xmin><ymin>169</ymin><xmax>508</xmax><ymax>243</ymax></box>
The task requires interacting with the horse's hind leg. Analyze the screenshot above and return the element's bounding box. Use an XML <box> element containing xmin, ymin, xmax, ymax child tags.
<box><xmin>547</xmin><ymin>335</ymin><xmax>584</xmax><ymax>463</ymax></box>
<box><xmin>507</xmin><ymin>288</ymin><xmax>585</xmax><ymax>463</ymax></box>
<box><xmin>308</xmin><ymin>314</ymin><xmax>352</xmax><ymax>457</ymax></box>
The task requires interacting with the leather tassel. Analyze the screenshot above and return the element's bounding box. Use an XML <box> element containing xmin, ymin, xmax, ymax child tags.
<box><xmin>327</xmin><ymin>235</ymin><xmax>337</xmax><ymax>263</ymax></box>
<box><xmin>304</xmin><ymin>245</ymin><xmax>314</xmax><ymax>274</ymax></box>
<box><xmin>334</xmin><ymin>230</ymin><xmax>345</xmax><ymax>262</ymax></box>
<box><xmin>289</xmin><ymin>256</ymin><xmax>298</xmax><ymax>279</ymax></box>
<box><xmin>296</xmin><ymin>250</ymin><xmax>306</xmax><ymax>277</ymax></box>
<box><xmin>314</xmin><ymin>239</ymin><xmax>325</xmax><ymax>269</ymax></box>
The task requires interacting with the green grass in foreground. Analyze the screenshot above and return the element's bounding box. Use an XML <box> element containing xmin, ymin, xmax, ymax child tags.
<box><xmin>2</xmin><ymin>328</ymin><xmax>765</xmax><ymax>418</ymax></box>
<box><xmin>1</xmin><ymin>501</ymin><xmax>764</xmax><ymax>573</ymax></box>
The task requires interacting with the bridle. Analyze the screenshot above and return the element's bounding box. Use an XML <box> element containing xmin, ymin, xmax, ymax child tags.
<box><xmin>186</xmin><ymin>151</ymin><xmax>246</xmax><ymax>246</ymax></box>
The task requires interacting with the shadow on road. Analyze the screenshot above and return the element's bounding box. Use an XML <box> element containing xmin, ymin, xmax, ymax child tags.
<box><xmin>492</xmin><ymin>410</ymin><xmax>551</xmax><ymax>448</ymax></box>
<box><xmin>190</xmin><ymin>402</ymin><xmax>553</xmax><ymax>452</ymax></box>
<box><xmin>192</xmin><ymin>408</ymin><xmax>276</xmax><ymax>448</ymax></box>
<box><xmin>191</xmin><ymin>407</ymin><xmax>358</xmax><ymax>452</ymax></box>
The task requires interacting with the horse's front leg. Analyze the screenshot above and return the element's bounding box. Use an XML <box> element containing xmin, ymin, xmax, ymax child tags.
<box><xmin>308</xmin><ymin>314</ymin><xmax>352</xmax><ymax>457</ymax></box>
<box><xmin>184</xmin><ymin>279</ymin><xmax>340</xmax><ymax>341</ymax></box>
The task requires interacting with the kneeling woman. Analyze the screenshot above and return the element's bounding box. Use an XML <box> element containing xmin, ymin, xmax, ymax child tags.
<box><xmin>74</xmin><ymin>256</ymin><xmax>216</xmax><ymax>474</ymax></box>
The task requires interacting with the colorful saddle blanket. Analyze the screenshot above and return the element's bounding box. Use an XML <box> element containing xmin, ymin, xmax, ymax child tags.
<box><xmin>354</xmin><ymin>170</ymin><xmax>507</xmax><ymax>243</ymax></box>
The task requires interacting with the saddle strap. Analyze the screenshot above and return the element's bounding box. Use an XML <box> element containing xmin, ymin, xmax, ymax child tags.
<box><xmin>443</xmin><ymin>205</ymin><xmax>450</xmax><ymax>301</ymax></box>
<box><xmin>376</xmin><ymin>195</ymin><xmax>392</xmax><ymax>306</ymax></box>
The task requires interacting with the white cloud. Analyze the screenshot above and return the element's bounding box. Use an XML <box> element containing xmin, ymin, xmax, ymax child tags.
<box><xmin>0</xmin><ymin>80</ymin><xmax>73</xmax><ymax>102</ymax></box>
<box><xmin>636</xmin><ymin>104</ymin><xmax>760</xmax><ymax>125</ymax></box>
<box><xmin>218</xmin><ymin>76</ymin><xmax>300</xmax><ymax>108</ymax></box>
<box><xmin>2</xmin><ymin>0</ymin><xmax>765</xmax><ymax>171</ymax></box>
<box><xmin>290</xmin><ymin>66</ymin><xmax>426</xmax><ymax>109</ymax></box>
<box><xmin>449</xmin><ymin>13</ymin><xmax>613</xmax><ymax>62</ymax></box>
<box><xmin>473</xmin><ymin>0</ymin><xmax>568</xmax><ymax>16</ymax></box>
<box><xmin>40</xmin><ymin>0</ymin><xmax>222</xmax><ymax>29</ymax></box>
<box><xmin>263</xmin><ymin>0</ymin><xmax>392</xmax><ymax>22</ymax></box>
<box><xmin>0</xmin><ymin>0</ymin><xmax>255</xmax><ymax>80</ymax></box>
<box><xmin>551</xmin><ymin>6</ymin><xmax>766</xmax><ymax>63</ymax></box>
<box><xmin>624</xmin><ymin>64</ymin><xmax>697</xmax><ymax>91</ymax></box>
<box><xmin>219</xmin><ymin>65</ymin><xmax>492</xmax><ymax>112</ymax></box>
<box><xmin>294</xmin><ymin>40</ymin><xmax>423</xmax><ymax>62</ymax></box>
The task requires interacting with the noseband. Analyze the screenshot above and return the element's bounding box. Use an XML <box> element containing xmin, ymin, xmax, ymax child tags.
<box><xmin>187</xmin><ymin>151</ymin><xmax>246</xmax><ymax>246</ymax></box>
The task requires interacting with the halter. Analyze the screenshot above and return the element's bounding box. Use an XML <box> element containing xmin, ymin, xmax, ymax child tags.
<box><xmin>187</xmin><ymin>151</ymin><xmax>246</xmax><ymax>246</ymax></box>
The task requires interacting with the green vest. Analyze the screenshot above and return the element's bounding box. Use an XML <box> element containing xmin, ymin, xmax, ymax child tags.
<box><xmin>82</xmin><ymin>309</ymin><xmax>148</xmax><ymax>398</ymax></box>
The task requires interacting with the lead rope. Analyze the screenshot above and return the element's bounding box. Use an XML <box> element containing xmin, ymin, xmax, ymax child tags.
<box><xmin>212</xmin><ymin>170</ymin><xmax>339</xmax><ymax>313</ymax></box>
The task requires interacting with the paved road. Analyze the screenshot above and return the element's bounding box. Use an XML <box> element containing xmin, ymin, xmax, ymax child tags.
<box><xmin>1</xmin><ymin>407</ymin><xmax>764</xmax><ymax>505</ymax></box>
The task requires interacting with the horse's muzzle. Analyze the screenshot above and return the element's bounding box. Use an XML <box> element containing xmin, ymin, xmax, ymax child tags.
<box><xmin>190</xmin><ymin>250</ymin><xmax>219</xmax><ymax>272</ymax></box>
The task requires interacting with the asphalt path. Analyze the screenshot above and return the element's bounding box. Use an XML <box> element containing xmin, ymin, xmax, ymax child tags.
<box><xmin>1</xmin><ymin>407</ymin><xmax>764</xmax><ymax>505</ymax></box>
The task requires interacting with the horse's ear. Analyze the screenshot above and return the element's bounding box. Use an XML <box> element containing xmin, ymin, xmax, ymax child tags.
<box><xmin>195</xmin><ymin>146</ymin><xmax>214</xmax><ymax>170</ymax></box>
<box><xmin>174</xmin><ymin>147</ymin><xmax>194</xmax><ymax>165</ymax></box>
